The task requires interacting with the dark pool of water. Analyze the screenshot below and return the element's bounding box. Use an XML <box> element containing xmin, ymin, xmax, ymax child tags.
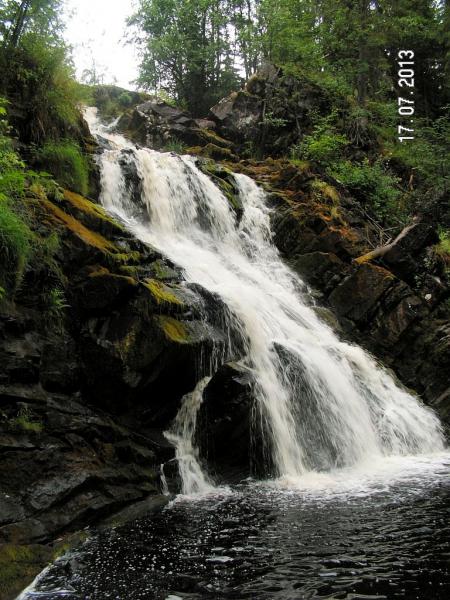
<box><xmin>20</xmin><ymin>457</ymin><xmax>450</xmax><ymax>600</ymax></box>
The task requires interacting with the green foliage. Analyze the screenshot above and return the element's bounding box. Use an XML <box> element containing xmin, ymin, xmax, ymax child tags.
<box><xmin>292</xmin><ymin>111</ymin><xmax>348</xmax><ymax>164</ymax></box>
<box><xmin>0</xmin><ymin>0</ymin><xmax>64</xmax><ymax>49</ymax></box>
<box><xmin>129</xmin><ymin>0</ymin><xmax>241</xmax><ymax>115</ymax></box>
<box><xmin>328</xmin><ymin>159</ymin><xmax>402</xmax><ymax>223</ymax></box>
<box><xmin>434</xmin><ymin>230</ymin><xmax>450</xmax><ymax>269</ymax></box>
<box><xmin>0</xmin><ymin>97</ymin><xmax>26</xmax><ymax>199</ymax></box>
<box><xmin>118</xmin><ymin>91</ymin><xmax>133</xmax><ymax>107</ymax></box>
<box><xmin>0</xmin><ymin>198</ymin><xmax>33</xmax><ymax>292</ymax></box>
<box><xmin>44</xmin><ymin>286</ymin><xmax>68</xmax><ymax>319</ymax></box>
<box><xmin>92</xmin><ymin>85</ymin><xmax>148</xmax><ymax>119</ymax></box>
<box><xmin>74</xmin><ymin>82</ymin><xmax>95</xmax><ymax>106</ymax></box>
<box><xmin>302</xmin><ymin>131</ymin><xmax>348</xmax><ymax>164</ymax></box>
<box><xmin>0</xmin><ymin>34</ymin><xmax>82</xmax><ymax>144</ymax></box>
<box><xmin>260</xmin><ymin>111</ymin><xmax>288</xmax><ymax>128</ymax></box>
<box><xmin>164</xmin><ymin>139</ymin><xmax>187</xmax><ymax>154</ymax></box>
<box><xmin>389</xmin><ymin>113</ymin><xmax>450</xmax><ymax>189</ymax></box>
<box><xmin>34</xmin><ymin>140</ymin><xmax>89</xmax><ymax>196</ymax></box>
<box><xmin>0</xmin><ymin>96</ymin><xmax>33</xmax><ymax>293</ymax></box>
<box><xmin>9</xmin><ymin>406</ymin><xmax>43</xmax><ymax>434</ymax></box>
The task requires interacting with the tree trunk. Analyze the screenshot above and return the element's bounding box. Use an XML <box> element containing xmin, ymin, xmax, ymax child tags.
<box><xmin>356</xmin><ymin>0</ymin><xmax>368</xmax><ymax>106</ymax></box>
<box><xmin>8</xmin><ymin>0</ymin><xmax>32</xmax><ymax>49</ymax></box>
<box><xmin>354</xmin><ymin>219</ymin><xmax>420</xmax><ymax>264</ymax></box>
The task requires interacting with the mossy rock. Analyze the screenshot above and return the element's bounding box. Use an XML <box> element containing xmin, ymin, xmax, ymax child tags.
<box><xmin>143</xmin><ymin>279</ymin><xmax>185</xmax><ymax>308</ymax></box>
<box><xmin>40</xmin><ymin>198</ymin><xmax>119</xmax><ymax>254</ymax></box>
<box><xmin>155</xmin><ymin>315</ymin><xmax>190</xmax><ymax>344</ymax></box>
<box><xmin>61</xmin><ymin>190</ymin><xmax>125</xmax><ymax>238</ymax></box>
<box><xmin>245</xmin><ymin>73</ymin><xmax>267</xmax><ymax>95</ymax></box>
<box><xmin>147</xmin><ymin>259</ymin><xmax>179</xmax><ymax>281</ymax></box>
<box><xmin>197</xmin><ymin>129</ymin><xmax>235</xmax><ymax>149</ymax></box>
<box><xmin>199</xmin><ymin>160</ymin><xmax>243</xmax><ymax>220</ymax></box>
<box><xmin>289</xmin><ymin>159</ymin><xmax>311</xmax><ymax>173</ymax></box>
<box><xmin>186</xmin><ymin>145</ymin><xmax>206</xmax><ymax>156</ymax></box>
<box><xmin>0</xmin><ymin>543</ymin><xmax>53</xmax><ymax>600</ymax></box>
<box><xmin>200</xmin><ymin>143</ymin><xmax>238</xmax><ymax>162</ymax></box>
<box><xmin>109</xmin><ymin>251</ymin><xmax>143</xmax><ymax>267</ymax></box>
<box><xmin>76</xmin><ymin>266</ymin><xmax>138</xmax><ymax>311</ymax></box>
<box><xmin>311</xmin><ymin>180</ymin><xmax>340</xmax><ymax>205</ymax></box>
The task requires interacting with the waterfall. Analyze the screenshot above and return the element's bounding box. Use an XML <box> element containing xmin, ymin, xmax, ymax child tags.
<box><xmin>164</xmin><ymin>377</ymin><xmax>215</xmax><ymax>495</ymax></box>
<box><xmin>84</xmin><ymin>107</ymin><xmax>445</xmax><ymax>486</ymax></box>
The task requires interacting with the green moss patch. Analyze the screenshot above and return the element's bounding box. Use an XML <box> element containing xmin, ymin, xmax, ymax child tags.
<box><xmin>144</xmin><ymin>279</ymin><xmax>184</xmax><ymax>306</ymax></box>
<box><xmin>155</xmin><ymin>315</ymin><xmax>190</xmax><ymax>343</ymax></box>
<box><xmin>0</xmin><ymin>543</ymin><xmax>52</xmax><ymax>599</ymax></box>
<box><xmin>197</xmin><ymin>129</ymin><xmax>234</xmax><ymax>149</ymax></box>
<box><xmin>41</xmin><ymin>199</ymin><xmax>119</xmax><ymax>254</ymax></box>
<box><xmin>35</xmin><ymin>141</ymin><xmax>89</xmax><ymax>197</ymax></box>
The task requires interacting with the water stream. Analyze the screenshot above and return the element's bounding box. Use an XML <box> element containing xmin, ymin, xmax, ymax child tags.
<box><xmin>84</xmin><ymin>107</ymin><xmax>444</xmax><ymax>484</ymax></box>
<box><xmin>16</xmin><ymin>109</ymin><xmax>449</xmax><ymax>599</ymax></box>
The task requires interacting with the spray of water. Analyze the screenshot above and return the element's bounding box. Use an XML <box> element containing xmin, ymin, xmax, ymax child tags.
<box><xmin>84</xmin><ymin>107</ymin><xmax>445</xmax><ymax>490</ymax></box>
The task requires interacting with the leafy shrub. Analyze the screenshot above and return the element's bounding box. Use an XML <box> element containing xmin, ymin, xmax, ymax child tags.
<box><xmin>164</xmin><ymin>139</ymin><xmax>187</xmax><ymax>154</ymax></box>
<box><xmin>35</xmin><ymin>140</ymin><xmax>89</xmax><ymax>195</ymax></box>
<box><xmin>0</xmin><ymin>198</ymin><xmax>33</xmax><ymax>292</ymax></box>
<box><xmin>0</xmin><ymin>98</ymin><xmax>26</xmax><ymax>200</ymax></box>
<box><xmin>303</xmin><ymin>131</ymin><xmax>348</xmax><ymax>163</ymax></box>
<box><xmin>260</xmin><ymin>111</ymin><xmax>288</xmax><ymax>128</ymax></box>
<box><xmin>0</xmin><ymin>35</ymin><xmax>82</xmax><ymax>144</ymax></box>
<box><xmin>434</xmin><ymin>229</ymin><xmax>450</xmax><ymax>271</ymax></box>
<box><xmin>389</xmin><ymin>114</ymin><xmax>450</xmax><ymax>190</ymax></box>
<box><xmin>118</xmin><ymin>92</ymin><xmax>133</xmax><ymax>107</ymax></box>
<box><xmin>328</xmin><ymin>159</ymin><xmax>402</xmax><ymax>223</ymax></box>
<box><xmin>46</xmin><ymin>287</ymin><xmax>68</xmax><ymax>314</ymax></box>
<box><xmin>0</xmin><ymin>100</ymin><xmax>33</xmax><ymax>292</ymax></box>
<box><xmin>293</xmin><ymin>110</ymin><xmax>348</xmax><ymax>164</ymax></box>
<box><xmin>93</xmin><ymin>85</ymin><xmax>149</xmax><ymax>119</ymax></box>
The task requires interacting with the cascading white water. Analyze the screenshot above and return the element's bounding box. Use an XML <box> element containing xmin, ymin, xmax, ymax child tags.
<box><xmin>85</xmin><ymin>107</ymin><xmax>445</xmax><ymax>486</ymax></box>
<box><xmin>164</xmin><ymin>377</ymin><xmax>215</xmax><ymax>495</ymax></box>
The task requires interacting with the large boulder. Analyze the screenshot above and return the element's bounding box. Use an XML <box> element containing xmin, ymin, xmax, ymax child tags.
<box><xmin>197</xmin><ymin>363</ymin><xmax>270</xmax><ymax>480</ymax></box>
<box><xmin>209</xmin><ymin>64</ymin><xmax>332</xmax><ymax>155</ymax></box>
<box><xmin>210</xmin><ymin>90</ymin><xmax>262</xmax><ymax>146</ymax></box>
<box><xmin>328</xmin><ymin>264</ymin><xmax>395</xmax><ymax>324</ymax></box>
<box><xmin>118</xmin><ymin>100</ymin><xmax>235</xmax><ymax>152</ymax></box>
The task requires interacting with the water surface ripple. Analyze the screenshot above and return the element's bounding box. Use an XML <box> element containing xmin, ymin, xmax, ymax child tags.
<box><xmin>20</xmin><ymin>456</ymin><xmax>450</xmax><ymax>600</ymax></box>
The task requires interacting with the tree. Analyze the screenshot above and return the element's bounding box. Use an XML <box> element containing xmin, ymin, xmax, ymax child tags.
<box><xmin>128</xmin><ymin>0</ymin><xmax>241</xmax><ymax>115</ymax></box>
<box><xmin>81</xmin><ymin>57</ymin><xmax>108</xmax><ymax>86</ymax></box>
<box><xmin>0</xmin><ymin>0</ymin><xmax>63</xmax><ymax>49</ymax></box>
<box><xmin>0</xmin><ymin>0</ymin><xmax>80</xmax><ymax>144</ymax></box>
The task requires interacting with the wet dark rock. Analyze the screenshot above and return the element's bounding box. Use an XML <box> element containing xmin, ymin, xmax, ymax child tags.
<box><xmin>0</xmin><ymin>187</ymin><xmax>236</xmax><ymax>582</ymax></box>
<box><xmin>383</xmin><ymin>221</ymin><xmax>439</xmax><ymax>283</ymax></box>
<box><xmin>290</xmin><ymin>252</ymin><xmax>346</xmax><ymax>295</ymax></box>
<box><xmin>73</xmin><ymin>266</ymin><xmax>138</xmax><ymax>312</ymax></box>
<box><xmin>198</xmin><ymin>363</ymin><xmax>270</xmax><ymax>480</ymax></box>
<box><xmin>39</xmin><ymin>336</ymin><xmax>80</xmax><ymax>393</ymax></box>
<box><xmin>0</xmin><ymin>386</ymin><xmax>171</xmax><ymax>547</ymax></box>
<box><xmin>328</xmin><ymin>264</ymin><xmax>395</xmax><ymax>323</ymax></box>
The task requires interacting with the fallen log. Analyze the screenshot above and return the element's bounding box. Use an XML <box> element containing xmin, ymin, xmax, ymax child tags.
<box><xmin>354</xmin><ymin>217</ymin><xmax>421</xmax><ymax>265</ymax></box>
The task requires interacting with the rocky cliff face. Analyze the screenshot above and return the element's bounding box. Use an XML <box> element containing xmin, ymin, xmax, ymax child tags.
<box><xmin>0</xmin><ymin>185</ymin><xmax>232</xmax><ymax>598</ymax></box>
